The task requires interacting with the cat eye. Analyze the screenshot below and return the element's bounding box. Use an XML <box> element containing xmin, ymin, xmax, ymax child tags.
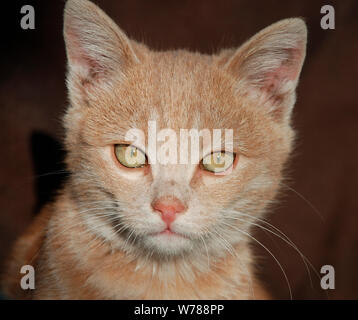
<box><xmin>114</xmin><ymin>144</ymin><xmax>147</xmax><ymax>168</ymax></box>
<box><xmin>200</xmin><ymin>151</ymin><xmax>235</xmax><ymax>173</ymax></box>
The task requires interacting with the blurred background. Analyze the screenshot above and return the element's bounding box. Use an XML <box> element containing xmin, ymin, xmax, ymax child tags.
<box><xmin>1</xmin><ymin>0</ymin><xmax>357</xmax><ymax>299</ymax></box>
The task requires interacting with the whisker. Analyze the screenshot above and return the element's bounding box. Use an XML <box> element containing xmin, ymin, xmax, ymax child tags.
<box><xmin>280</xmin><ymin>182</ymin><xmax>324</xmax><ymax>221</ymax></box>
<box><xmin>227</xmin><ymin>214</ymin><xmax>318</xmax><ymax>288</ymax></box>
<box><xmin>221</xmin><ymin>221</ymin><xmax>293</xmax><ymax>300</ymax></box>
<box><xmin>210</xmin><ymin>228</ymin><xmax>255</xmax><ymax>299</ymax></box>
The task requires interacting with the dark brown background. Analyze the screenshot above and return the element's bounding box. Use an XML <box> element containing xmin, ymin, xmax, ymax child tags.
<box><xmin>1</xmin><ymin>0</ymin><xmax>357</xmax><ymax>299</ymax></box>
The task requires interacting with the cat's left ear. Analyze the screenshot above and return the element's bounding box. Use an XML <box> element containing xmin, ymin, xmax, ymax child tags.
<box><xmin>218</xmin><ymin>18</ymin><xmax>307</xmax><ymax>122</ymax></box>
<box><xmin>63</xmin><ymin>0</ymin><xmax>139</xmax><ymax>92</ymax></box>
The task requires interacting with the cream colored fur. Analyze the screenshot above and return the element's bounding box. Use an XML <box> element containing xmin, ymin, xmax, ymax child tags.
<box><xmin>2</xmin><ymin>0</ymin><xmax>307</xmax><ymax>299</ymax></box>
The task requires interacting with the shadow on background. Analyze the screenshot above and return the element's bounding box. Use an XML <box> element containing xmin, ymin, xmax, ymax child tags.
<box><xmin>30</xmin><ymin>131</ymin><xmax>68</xmax><ymax>214</ymax></box>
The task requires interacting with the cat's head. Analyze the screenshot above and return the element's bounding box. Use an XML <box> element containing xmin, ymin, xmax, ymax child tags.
<box><xmin>62</xmin><ymin>0</ymin><xmax>307</xmax><ymax>260</ymax></box>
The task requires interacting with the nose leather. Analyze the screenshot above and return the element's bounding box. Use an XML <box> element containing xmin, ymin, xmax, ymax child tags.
<box><xmin>151</xmin><ymin>197</ymin><xmax>186</xmax><ymax>226</ymax></box>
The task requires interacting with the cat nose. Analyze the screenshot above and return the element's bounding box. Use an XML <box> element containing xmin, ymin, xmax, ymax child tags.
<box><xmin>151</xmin><ymin>197</ymin><xmax>186</xmax><ymax>226</ymax></box>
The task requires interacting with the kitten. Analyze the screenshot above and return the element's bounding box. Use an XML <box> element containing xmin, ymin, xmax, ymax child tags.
<box><xmin>2</xmin><ymin>0</ymin><xmax>306</xmax><ymax>299</ymax></box>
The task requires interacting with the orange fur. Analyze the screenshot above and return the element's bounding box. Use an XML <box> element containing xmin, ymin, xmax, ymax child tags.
<box><xmin>2</xmin><ymin>0</ymin><xmax>306</xmax><ymax>299</ymax></box>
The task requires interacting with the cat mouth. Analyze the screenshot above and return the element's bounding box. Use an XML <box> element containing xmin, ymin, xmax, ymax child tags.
<box><xmin>151</xmin><ymin>228</ymin><xmax>187</xmax><ymax>239</ymax></box>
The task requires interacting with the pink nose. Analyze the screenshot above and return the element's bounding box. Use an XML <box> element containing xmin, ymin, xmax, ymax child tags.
<box><xmin>152</xmin><ymin>197</ymin><xmax>186</xmax><ymax>226</ymax></box>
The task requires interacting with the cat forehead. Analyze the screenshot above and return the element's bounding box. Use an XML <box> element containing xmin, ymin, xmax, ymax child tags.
<box><xmin>130</xmin><ymin>50</ymin><xmax>230</xmax><ymax>100</ymax></box>
<box><xmin>87</xmin><ymin>50</ymin><xmax>243</xmax><ymax>128</ymax></box>
<box><xmin>80</xmin><ymin>47</ymin><xmax>275</xmax><ymax>154</ymax></box>
<box><xmin>73</xmin><ymin>48</ymin><xmax>279</xmax><ymax>157</ymax></box>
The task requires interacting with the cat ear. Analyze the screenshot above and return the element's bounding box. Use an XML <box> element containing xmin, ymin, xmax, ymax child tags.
<box><xmin>220</xmin><ymin>18</ymin><xmax>307</xmax><ymax>122</ymax></box>
<box><xmin>63</xmin><ymin>0</ymin><xmax>139</xmax><ymax>89</ymax></box>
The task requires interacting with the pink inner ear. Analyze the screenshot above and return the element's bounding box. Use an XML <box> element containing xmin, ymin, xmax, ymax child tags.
<box><xmin>65</xmin><ymin>25</ymin><xmax>105</xmax><ymax>83</ymax></box>
<box><xmin>262</xmin><ymin>48</ymin><xmax>302</xmax><ymax>93</ymax></box>
<box><xmin>262</xmin><ymin>46</ymin><xmax>304</xmax><ymax>94</ymax></box>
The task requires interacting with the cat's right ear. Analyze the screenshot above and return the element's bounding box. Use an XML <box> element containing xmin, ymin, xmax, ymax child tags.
<box><xmin>64</xmin><ymin>0</ymin><xmax>139</xmax><ymax>94</ymax></box>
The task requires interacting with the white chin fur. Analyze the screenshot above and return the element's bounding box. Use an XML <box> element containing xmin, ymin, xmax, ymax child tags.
<box><xmin>144</xmin><ymin>232</ymin><xmax>193</xmax><ymax>256</ymax></box>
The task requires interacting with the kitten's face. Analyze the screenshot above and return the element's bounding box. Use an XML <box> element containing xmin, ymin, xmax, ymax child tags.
<box><xmin>63</xmin><ymin>0</ymin><xmax>306</xmax><ymax>258</ymax></box>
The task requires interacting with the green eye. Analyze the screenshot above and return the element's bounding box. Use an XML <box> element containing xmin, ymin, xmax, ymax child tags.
<box><xmin>200</xmin><ymin>151</ymin><xmax>235</xmax><ymax>173</ymax></box>
<box><xmin>114</xmin><ymin>144</ymin><xmax>147</xmax><ymax>168</ymax></box>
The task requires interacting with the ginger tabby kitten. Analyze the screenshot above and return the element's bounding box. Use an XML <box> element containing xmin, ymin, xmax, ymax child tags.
<box><xmin>2</xmin><ymin>0</ymin><xmax>307</xmax><ymax>299</ymax></box>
